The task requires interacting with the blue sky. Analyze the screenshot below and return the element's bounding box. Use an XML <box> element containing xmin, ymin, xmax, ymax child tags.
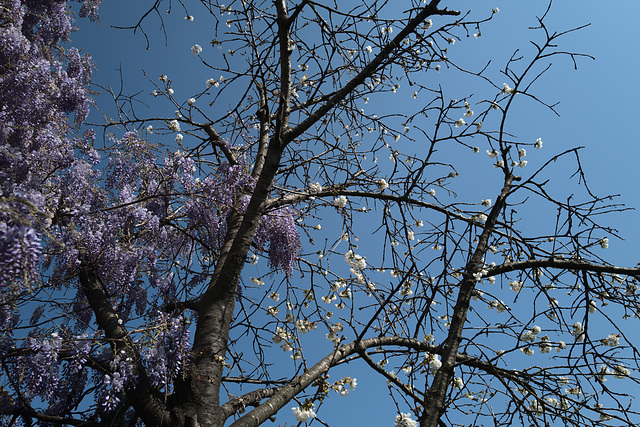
<box><xmin>69</xmin><ymin>1</ymin><xmax>640</xmax><ymax>425</ymax></box>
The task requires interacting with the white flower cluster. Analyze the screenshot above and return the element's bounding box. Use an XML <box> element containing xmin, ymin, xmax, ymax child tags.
<box><xmin>452</xmin><ymin>376</ymin><xmax>464</xmax><ymax>390</ymax></box>
<box><xmin>295</xmin><ymin>319</ymin><xmax>317</xmax><ymax>334</ymax></box>
<box><xmin>326</xmin><ymin>322</ymin><xmax>343</xmax><ymax>343</ymax></box>
<box><xmin>488</xmin><ymin>300</ymin><xmax>507</xmax><ymax>313</ymax></box>
<box><xmin>521</xmin><ymin>326</ymin><xmax>542</xmax><ymax>343</ymax></box>
<box><xmin>334</xmin><ymin>195</ymin><xmax>348</xmax><ymax>208</ymax></box>
<box><xmin>169</xmin><ymin>120</ymin><xmax>181</xmax><ymax>132</ymax></box>
<box><xmin>501</xmin><ymin>82</ymin><xmax>515</xmax><ymax>95</ymax></box>
<box><xmin>206</xmin><ymin>78</ymin><xmax>220</xmax><ymax>88</ymax></box>
<box><xmin>423</xmin><ymin>353</ymin><xmax>442</xmax><ymax>371</ymax></box>
<box><xmin>613</xmin><ymin>365</ymin><xmax>630</xmax><ymax>378</ymax></box>
<box><xmin>472</xmin><ymin>213</ymin><xmax>488</xmax><ymax>223</ymax></box>
<box><xmin>309</xmin><ymin>181</ymin><xmax>322</xmax><ymax>194</ymax></box>
<box><xmin>516</xmin><ymin>147</ymin><xmax>527</xmax><ymax>168</ymax></box>
<box><xmin>521</xmin><ymin>347</ymin><xmax>534</xmax><ymax>356</ymax></box>
<box><xmin>250</xmin><ymin>277</ymin><xmax>264</xmax><ymax>286</ymax></box>
<box><xmin>292</xmin><ymin>404</ymin><xmax>316</xmax><ymax>422</ymax></box>
<box><xmin>394</xmin><ymin>413</ymin><xmax>418</xmax><ymax>427</ymax></box>
<box><xmin>334</xmin><ymin>377</ymin><xmax>357</xmax><ymax>396</ymax></box>
<box><xmin>272</xmin><ymin>326</ymin><xmax>293</xmax><ymax>351</ymax></box>
<box><xmin>571</xmin><ymin>322</ymin><xmax>585</xmax><ymax>342</ymax></box>
<box><xmin>510</xmin><ymin>280</ymin><xmax>523</xmax><ymax>292</ymax></box>
<box><xmin>191</xmin><ymin>44</ymin><xmax>202</xmax><ymax>55</ymax></box>
<box><xmin>344</xmin><ymin>249</ymin><xmax>366</xmax><ymax>271</ymax></box>
<box><xmin>377</xmin><ymin>179</ymin><xmax>389</xmax><ymax>191</ymax></box>
<box><xmin>601</xmin><ymin>333</ymin><xmax>620</xmax><ymax>347</ymax></box>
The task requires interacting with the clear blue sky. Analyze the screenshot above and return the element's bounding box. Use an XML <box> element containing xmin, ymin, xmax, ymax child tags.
<box><xmin>70</xmin><ymin>1</ymin><xmax>640</xmax><ymax>425</ymax></box>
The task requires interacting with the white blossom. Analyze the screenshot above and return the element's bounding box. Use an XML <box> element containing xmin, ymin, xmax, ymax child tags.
<box><xmin>377</xmin><ymin>179</ymin><xmax>389</xmax><ymax>191</ymax></box>
<box><xmin>309</xmin><ymin>182</ymin><xmax>322</xmax><ymax>194</ymax></box>
<box><xmin>292</xmin><ymin>405</ymin><xmax>316</xmax><ymax>422</ymax></box>
<box><xmin>501</xmin><ymin>83</ymin><xmax>514</xmax><ymax>94</ymax></box>
<box><xmin>395</xmin><ymin>412</ymin><xmax>418</xmax><ymax>427</ymax></box>
<box><xmin>191</xmin><ymin>44</ymin><xmax>202</xmax><ymax>55</ymax></box>
<box><xmin>334</xmin><ymin>196</ymin><xmax>348</xmax><ymax>208</ymax></box>
<box><xmin>169</xmin><ymin>120</ymin><xmax>181</xmax><ymax>132</ymax></box>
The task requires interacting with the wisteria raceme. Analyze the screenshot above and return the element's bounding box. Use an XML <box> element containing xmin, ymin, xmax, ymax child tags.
<box><xmin>143</xmin><ymin>312</ymin><xmax>191</xmax><ymax>391</ymax></box>
<box><xmin>254</xmin><ymin>207</ymin><xmax>302</xmax><ymax>275</ymax></box>
<box><xmin>0</xmin><ymin>223</ymin><xmax>41</xmax><ymax>292</ymax></box>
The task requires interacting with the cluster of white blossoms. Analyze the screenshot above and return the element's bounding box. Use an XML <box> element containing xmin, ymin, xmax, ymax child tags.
<box><xmin>325</xmin><ymin>322</ymin><xmax>343</xmax><ymax>343</ymax></box>
<box><xmin>454</xmin><ymin>118</ymin><xmax>466</xmax><ymax>128</ymax></box>
<box><xmin>515</xmin><ymin>147</ymin><xmax>527</xmax><ymax>168</ymax></box>
<box><xmin>501</xmin><ymin>82</ymin><xmax>515</xmax><ymax>95</ymax></box>
<box><xmin>612</xmin><ymin>364</ymin><xmax>630</xmax><ymax>378</ymax></box>
<box><xmin>333</xmin><ymin>195</ymin><xmax>348</xmax><ymax>208</ymax></box>
<box><xmin>292</xmin><ymin>404</ymin><xmax>316</xmax><ymax>422</ymax></box>
<box><xmin>423</xmin><ymin>353</ymin><xmax>442</xmax><ymax>371</ymax></box>
<box><xmin>571</xmin><ymin>322</ymin><xmax>585</xmax><ymax>342</ymax></box>
<box><xmin>169</xmin><ymin>119</ymin><xmax>181</xmax><ymax>132</ymax></box>
<box><xmin>452</xmin><ymin>376</ymin><xmax>464</xmax><ymax>390</ymax></box>
<box><xmin>600</xmin><ymin>237</ymin><xmax>609</xmax><ymax>249</ymax></box>
<box><xmin>601</xmin><ymin>333</ymin><xmax>620</xmax><ymax>347</ymax></box>
<box><xmin>344</xmin><ymin>250</ymin><xmax>367</xmax><ymax>283</ymax></box>
<box><xmin>565</xmin><ymin>386</ymin><xmax>582</xmax><ymax>396</ymax></box>
<box><xmin>527</xmin><ymin>399</ymin><xmax>545</xmax><ymax>415</ymax></box>
<box><xmin>510</xmin><ymin>280</ymin><xmax>523</xmax><ymax>292</ymax></box>
<box><xmin>487</xmin><ymin>299</ymin><xmax>508</xmax><ymax>313</ymax></box>
<box><xmin>394</xmin><ymin>413</ymin><xmax>418</xmax><ymax>427</ymax></box>
<box><xmin>272</xmin><ymin>326</ymin><xmax>293</xmax><ymax>351</ymax></box>
<box><xmin>333</xmin><ymin>376</ymin><xmax>357</xmax><ymax>396</ymax></box>
<box><xmin>206</xmin><ymin>77</ymin><xmax>222</xmax><ymax>88</ymax></box>
<box><xmin>295</xmin><ymin>319</ymin><xmax>317</xmax><ymax>334</ymax></box>
<box><xmin>191</xmin><ymin>44</ymin><xmax>202</xmax><ymax>55</ymax></box>
<box><xmin>463</xmin><ymin>100</ymin><xmax>474</xmax><ymax>118</ymax></box>
<box><xmin>250</xmin><ymin>277</ymin><xmax>264</xmax><ymax>286</ymax></box>
<box><xmin>377</xmin><ymin>178</ymin><xmax>389</xmax><ymax>191</ymax></box>
<box><xmin>522</xmin><ymin>326</ymin><xmax>542</xmax><ymax>343</ymax></box>
<box><xmin>471</xmin><ymin>213</ymin><xmax>488</xmax><ymax>223</ymax></box>
<box><xmin>309</xmin><ymin>181</ymin><xmax>322</xmax><ymax>194</ymax></box>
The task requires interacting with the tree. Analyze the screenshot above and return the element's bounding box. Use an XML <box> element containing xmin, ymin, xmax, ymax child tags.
<box><xmin>1</xmin><ymin>0</ymin><xmax>640</xmax><ymax>426</ymax></box>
